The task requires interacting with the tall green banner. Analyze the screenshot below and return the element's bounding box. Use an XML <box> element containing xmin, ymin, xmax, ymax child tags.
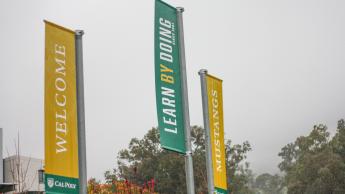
<box><xmin>155</xmin><ymin>0</ymin><xmax>186</xmax><ymax>153</ymax></box>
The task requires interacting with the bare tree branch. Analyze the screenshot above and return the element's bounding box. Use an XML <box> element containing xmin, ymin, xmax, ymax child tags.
<box><xmin>6</xmin><ymin>132</ymin><xmax>35</xmax><ymax>192</ymax></box>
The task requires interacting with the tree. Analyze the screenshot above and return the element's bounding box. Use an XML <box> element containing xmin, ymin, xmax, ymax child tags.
<box><xmin>6</xmin><ymin>133</ymin><xmax>36</xmax><ymax>193</ymax></box>
<box><xmin>225</xmin><ymin>139</ymin><xmax>255</xmax><ymax>194</ymax></box>
<box><xmin>278</xmin><ymin>120</ymin><xmax>345</xmax><ymax>194</ymax></box>
<box><xmin>87</xmin><ymin>177</ymin><xmax>157</xmax><ymax>194</ymax></box>
<box><xmin>115</xmin><ymin>126</ymin><xmax>254</xmax><ymax>194</ymax></box>
<box><xmin>253</xmin><ymin>173</ymin><xmax>284</xmax><ymax>194</ymax></box>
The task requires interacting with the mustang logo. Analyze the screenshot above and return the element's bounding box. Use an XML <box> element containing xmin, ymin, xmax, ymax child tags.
<box><xmin>47</xmin><ymin>178</ymin><xmax>54</xmax><ymax>188</ymax></box>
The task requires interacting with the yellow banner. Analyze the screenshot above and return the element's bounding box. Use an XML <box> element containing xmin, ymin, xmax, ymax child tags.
<box><xmin>44</xmin><ymin>21</ymin><xmax>79</xmax><ymax>178</ymax></box>
<box><xmin>206</xmin><ymin>74</ymin><xmax>227</xmax><ymax>190</ymax></box>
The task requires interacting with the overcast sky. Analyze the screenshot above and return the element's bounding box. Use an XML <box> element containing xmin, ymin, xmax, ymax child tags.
<box><xmin>1</xmin><ymin>0</ymin><xmax>345</xmax><ymax>180</ymax></box>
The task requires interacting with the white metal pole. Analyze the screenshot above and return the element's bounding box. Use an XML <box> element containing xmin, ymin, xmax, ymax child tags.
<box><xmin>176</xmin><ymin>7</ymin><xmax>195</xmax><ymax>194</ymax></box>
<box><xmin>199</xmin><ymin>69</ymin><xmax>215</xmax><ymax>194</ymax></box>
<box><xmin>0</xmin><ymin>128</ymin><xmax>3</xmax><ymax>183</ymax></box>
<box><xmin>75</xmin><ymin>30</ymin><xmax>87</xmax><ymax>194</ymax></box>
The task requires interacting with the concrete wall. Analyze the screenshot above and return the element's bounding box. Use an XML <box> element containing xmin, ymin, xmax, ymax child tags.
<box><xmin>3</xmin><ymin>155</ymin><xmax>44</xmax><ymax>192</ymax></box>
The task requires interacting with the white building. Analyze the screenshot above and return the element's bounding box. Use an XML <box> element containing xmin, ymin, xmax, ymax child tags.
<box><xmin>0</xmin><ymin>128</ymin><xmax>44</xmax><ymax>193</ymax></box>
<box><xmin>3</xmin><ymin>155</ymin><xmax>45</xmax><ymax>193</ymax></box>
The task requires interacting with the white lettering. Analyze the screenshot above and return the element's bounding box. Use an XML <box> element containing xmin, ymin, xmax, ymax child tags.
<box><xmin>55</xmin><ymin>77</ymin><xmax>66</xmax><ymax>92</ymax></box>
<box><xmin>163</xmin><ymin>116</ymin><xmax>177</xmax><ymax>125</ymax></box>
<box><xmin>54</xmin><ymin>44</ymin><xmax>68</xmax><ymax>154</ymax></box>
<box><xmin>164</xmin><ymin>127</ymin><xmax>177</xmax><ymax>134</ymax></box>
<box><xmin>161</xmin><ymin>87</ymin><xmax>175</xmax><ymax>98</ymax></box>
<box><xmin>56</xmin><ymin>135</ymin><xmax>67</xmax><ymax>153</ymax></box>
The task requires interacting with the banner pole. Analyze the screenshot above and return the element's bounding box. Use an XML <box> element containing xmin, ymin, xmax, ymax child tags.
<box><xmin>75</xmin><ymin>30</ymin><xmax>87</xmax><ymax>194</ymax></box>
<box><xmin>0</xmin><ymin>128</ymin><xmax>2</xmax><ymax>184</ymax></box>
<box><xmin>199</xmin><ymin>69</ymin><xmax>215</xmax><ymax>194</ymax></box>
<box><xmin>176</xmin><ymin>7</ymin><xmax>195</xmax><ymax>194</ymax></box>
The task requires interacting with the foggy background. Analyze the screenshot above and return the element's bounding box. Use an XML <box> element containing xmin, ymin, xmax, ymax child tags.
<box><xmin>1</xmin><ymin>0</ymin><xmax>345</xmax><ymax>179</ymax></box>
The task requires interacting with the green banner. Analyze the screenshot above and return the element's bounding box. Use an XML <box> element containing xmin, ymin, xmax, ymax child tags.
<box><xmin>45</xmin><ymin>174</ymin><xmax>79</xmax><ymax>194</ymax></box>
<box><xmin>154</xmin><ymin>0</ymin><xmax>186</xmax><ymax>153</ymax></box>
<box><xmin>215</xmin><ymin>187</ymin><xmax>228</xmax><ymax>194</ymax></box>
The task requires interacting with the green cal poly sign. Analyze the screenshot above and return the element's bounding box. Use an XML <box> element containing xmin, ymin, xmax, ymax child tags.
<box><xmin>155</xmin><ymin>0</ymin><xmax>186</xmax><ymax>153</ymax></box>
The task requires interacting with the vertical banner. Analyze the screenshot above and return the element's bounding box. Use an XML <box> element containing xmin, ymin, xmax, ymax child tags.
<box><xmin>154</xmin><ymin>0</ymin><xmax>186</xmax><ymax>153</ymax></box>
<box><xmin>44</xmin><ymin>21</ymin><xmax>79</xmax><ymax>194</ymax></box>
<box><xmin>202</xmin><ymin>73</ymin><xmax>228</xmax><ymax>194</ymax></box>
